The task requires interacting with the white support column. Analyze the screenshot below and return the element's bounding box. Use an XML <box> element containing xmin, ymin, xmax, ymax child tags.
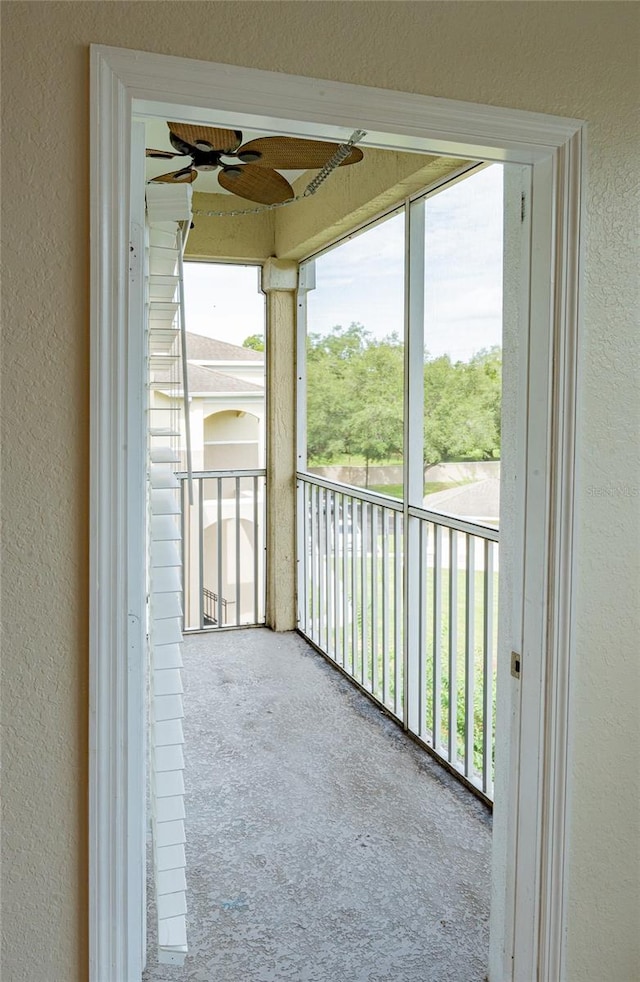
<box><xmin>262</xmin><ymin>258</ymin><xmax>298</xmax><ymax>631</ymax></box>
<box><xmin>188</xmin><ymin>400</ymin><xmax>204</xmax><ymax>472</ymax></box>
<box><xmin>295</xmin><ymin>261</ymin><xmax>316</xmax><ymax>630</ymax></box>
<box><xmin>403</xmin><ymin>198</ymin><xmax>426</xmax><ymax>732</ymax></box>
<box><xmin>296</xmin><ymin>261</ymin><xmax>316</xmax><ymax>473</ymax></box>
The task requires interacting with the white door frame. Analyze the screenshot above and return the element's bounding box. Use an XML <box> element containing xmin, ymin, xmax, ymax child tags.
<box><xmin>90</xmin><ymin>44</ymin><xmax>583</xmax><ymax>982</ymax></box>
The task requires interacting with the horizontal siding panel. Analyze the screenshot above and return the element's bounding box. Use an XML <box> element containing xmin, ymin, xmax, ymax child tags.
<box><xmin>152</xmin><ymin>643</ymin><xmax>183</xmax><ymax>670</ymax></box>
<box><xmin>154</xmin><ymin>744</ymin><xmax>185</xmax><ymax>773</ymax></box>
<box><xmin>157</xmin><ymin>891</ymin><xmax>187</xmax><ymax>920</ymax></box>
<box><xmin>154</xmin><ymin>718</ymin><xmax>184</xmax><ymax>747</ymax></box>
<box><xmin>155</xmin><ymin>769</ymin><xmax>185</xmax><ymax>799</ymax></box>
<box><xmin>150</xmin><ymin>540</ymin><xmax>181</xmax><ymax>568</ymax></box>
<box><xmin>158</xmin><ymin>914</ymin><xmax>187</xmax><ymax>949</ymax></box>
<box><xmin>153</xmin><ymin>693</ymin><xmax>184</xmax><ymax>722</ymax></box>
<box><xmin>158</xmin><ymin>867</ymin><xmax>187</xmax><ymax>896</ymax></box>
<box><xmin>151</xmin><ymin>566</ymin><xmax>182</xmax><ymax>594</ymax></box>
<box><xmin>156</xmin><ymin>795</ymin><xmax>186</xmax><ymax>824</ymax></box>
<box><xmin>152</xmin><ymin>618</ymin><xmax>184</xmax><ymax>647</ymax></box>
<box><xmin>156</xmin><ymin>843</ymin><xmax>186</xmax><ymax>873</ymax></box>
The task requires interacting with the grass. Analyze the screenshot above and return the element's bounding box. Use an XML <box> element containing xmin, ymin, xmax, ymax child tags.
<box><xmin>310</xmin><ymin>453</ymin><xmax>403</xmax><ymax>467</ymax></box>
<box><xmin>367</xmin><ymin>480</ymin><xmax>473</xmax><ymax>500</ymax></box>
<box><xmin>368</xmin><ymin>483</ymin><xmax>404</xmax><ymax>498</ymax></box>
<box><xmin>303</xmin><ymin>542</ymin><xmax>498</xmax><ymax>783</ymax></box>
<box><xmin>309</xmin><ymin>453</ymin><xmax>499</xmax><ymax>468</ymax></box>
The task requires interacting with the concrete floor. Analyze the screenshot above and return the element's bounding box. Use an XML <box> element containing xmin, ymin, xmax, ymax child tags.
<box><xmin>143</xmin><ymin>629</ymin><xmax>491</xmax><ymax>982</ymax></box>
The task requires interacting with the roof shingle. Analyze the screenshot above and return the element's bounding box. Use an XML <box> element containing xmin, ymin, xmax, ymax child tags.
<box><xmin>154</xmin><ymin>362</ymin><xmax>264</xmax><ymax>394</ymax></box>
<box><xmin>186</xmin><ymin>332</ymin><xmax>263</xmax><ymax>362</ymax></box>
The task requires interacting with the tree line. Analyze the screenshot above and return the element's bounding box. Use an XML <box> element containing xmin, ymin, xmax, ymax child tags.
<box><xmin>304</xmin><ymin>323</ymin><xmax>501</xmax><ymax>470</ymax></box>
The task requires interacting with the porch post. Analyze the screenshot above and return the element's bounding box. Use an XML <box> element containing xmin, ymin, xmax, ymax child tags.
<box><xmin>262</xmin><ymin>258</ymin><xmax>298</xmax><ymax>631</ymax></box>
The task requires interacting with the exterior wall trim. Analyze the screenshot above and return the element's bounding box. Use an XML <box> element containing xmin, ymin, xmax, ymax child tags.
<box><xmin>90</xmin><ymin>44</ymin><xmax>583</xmax><ymax>981</ymax></box>
<box><xmin>90</xmin><ymin>50</ymin><xmax>141</xmax><ymax>980</ymax></box>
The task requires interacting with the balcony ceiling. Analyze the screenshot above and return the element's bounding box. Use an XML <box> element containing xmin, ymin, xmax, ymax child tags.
<box><xmin>142</xmin><ymin>116</ymin><xmax>476</xmax><ymax>262</ymax></box>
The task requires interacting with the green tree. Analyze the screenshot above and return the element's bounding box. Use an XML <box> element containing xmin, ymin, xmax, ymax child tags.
<box><xmin>463</xmin><ymin>347</ymin><xmax>502</xmax><ymax>458</ymax></box>
<box><xmin>305</xmin><ymin>324</ymin><xmax>501</xmax><ymax>471</ymax></box>
<box><xmin>242</xmin><ymin>333</ymin><xmax>265</xmax><ymax>351</ymax></box>
<box><xmin>306</xmin><ymin>323</ymin><xmax>371</xmax><ymax>463</ymax></box>
<box><xmin>347</xmin><ymin>334</ymin><xmax>404</xmax><ymax>483</ymax></box>
<box><xmin>423</xmin><ymin>346</ymin><xmax>501</xmax><ymax>464</ymax></box>
<box><xmin>306</xmin><ymin>324</ymin><xmax>404</xmax><ymax>481</ymax></box>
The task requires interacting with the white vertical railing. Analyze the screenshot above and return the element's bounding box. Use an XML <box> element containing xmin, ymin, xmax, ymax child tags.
<box><xmin>298</xmin><ymin>475</ymin><xmax>404</xmax><ymax>717</ymax></box>
<box><xmin>404</xmin><ymin>196</ymin><xmax>426</xmax><ymax>739</ymax></box>
<box><xmin>179</xmin><ymin>469</ymin><xmax>266</xmax><ymax>632</ymax></box>
<box><xmin>297</xmin><ymin>472</ymin><xmax>499</xmax><ymax>802</ymax></box>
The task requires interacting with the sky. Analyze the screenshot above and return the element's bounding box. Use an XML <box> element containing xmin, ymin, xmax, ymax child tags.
<box><xmin>183</xmin><ymin>164</ymin><xmax>504</xmax><ymax>363</ymax></box>
<box><xmin>183</xmin><ymin>262</ymin><xmax>265</xmax><ymax>344</ymax></box>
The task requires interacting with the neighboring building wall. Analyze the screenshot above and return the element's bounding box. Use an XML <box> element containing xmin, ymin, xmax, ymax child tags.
<box><xmin>188</xmin><ymin>397</ymin><xmax>265</xmax><ymax>471</ymax></box>
<box><xmin>204</xmin><ymin>443</ymin><xmax>259</xmax><ymax>470</ymax></box>
<box><xmin>186</xmin><ymin>398</ymin><xmax>205</xmax><ymax>471</ymax></box>
<box><xmin>195</xmin><ymin>362</ymin><xmax>264</xmax><ymax>387</ymax></box>
<box><xmin>184</xmin><ymin>362</ymin><xmax>265</xmax><ymax>624</ymax></box>
<box><xmin>203</xmin><ymin>408</ymin><xmax>259</xmax><ymax>444</ymax></box>
<box><xmin>2</xmin><ymin>5</ymin><xmax>638</xmax><ymax>982</ymax></box>
<box><xmin>202</xmin><ymin>516</ymin><xmax>257</xmax><ymax>623</ymax></box>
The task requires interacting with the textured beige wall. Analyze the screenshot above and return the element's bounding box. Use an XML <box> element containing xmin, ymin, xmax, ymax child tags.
<box><xmin>1</xmin><ymin>3</ymin><xmax>638</xmax><ymax>981</ymax></box>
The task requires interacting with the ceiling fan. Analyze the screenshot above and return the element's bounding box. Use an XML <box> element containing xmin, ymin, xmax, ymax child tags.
<box><xmin>146</xmin><ymin>123</ymin><xmax>364</xmax><ymax>205</ymax></box>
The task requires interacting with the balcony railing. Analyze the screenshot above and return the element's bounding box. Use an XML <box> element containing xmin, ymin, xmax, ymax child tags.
<box><xmin>297</xmin><ymin>472</ymin><xmax>499</xmax><ymax>802</ymax></box>
<box><xmin>179</xmin><ymin>470</ymin><xmax>266</xmax><ymax>632</ymax></box>
<box><xmin>179</xmin><ymin>466</ymin><xmax>497</xmax><ymax>801</ymax></box>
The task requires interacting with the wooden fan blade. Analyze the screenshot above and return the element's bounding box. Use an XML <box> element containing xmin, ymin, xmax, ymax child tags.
<box><xmin>218</xmin><ymin>164</ymin><xmax>294</xmax><ymax>204</ymax></box>
<box><xmin>168</xmin><ymin>122</ymin><xmax>242</xmax><ymax>154</ymax></box>
<box><xmin>237</xmin><ymin>137</ymin><xmax>364</xmax><ymax>170</ymax></box>
<box><xmin>146</xmin><ymin>148</ymin><xmax>182</xmax><ymax>159</ymax></box>
<box><xmin>151</xmin><ymin>167</ymin><xmax>197</xmax><ymax>184</ymax></box>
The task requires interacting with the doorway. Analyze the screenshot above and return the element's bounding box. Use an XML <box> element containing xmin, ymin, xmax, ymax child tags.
<box><xmin>89</xmin><ymin>45</ymin><xmax>583</xmax><ymax>982</ymax></box>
